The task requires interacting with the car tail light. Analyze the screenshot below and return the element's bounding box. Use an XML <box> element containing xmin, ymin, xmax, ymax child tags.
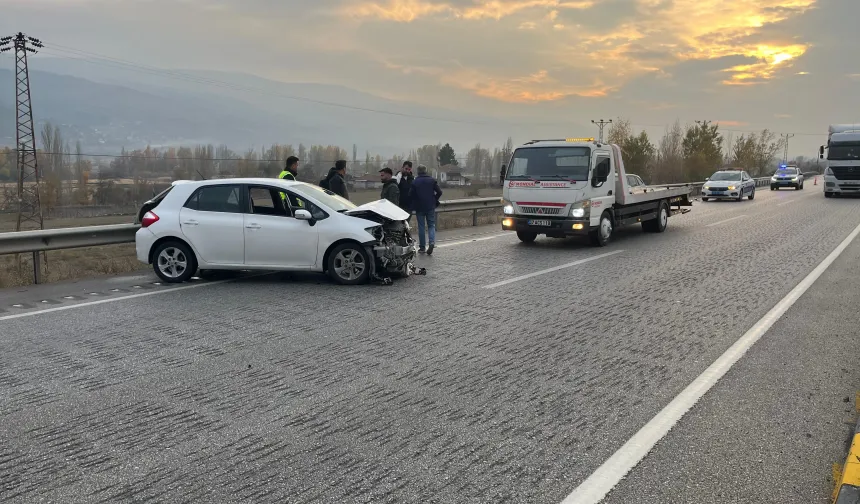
<box><xmin>141</xmin><ymin>211</ymin><xmax>159</xmax><ymax>228</ymax></box>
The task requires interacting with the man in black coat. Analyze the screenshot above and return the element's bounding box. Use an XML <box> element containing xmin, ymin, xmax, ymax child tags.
<box><xmin>395</xmin><ymin>161</ymin><xmax>414</xmax><ymax>211</ymax></box>
<box><xmin>328</xmin><ymin>160</ymin><xmax>349</xmax><ymax>200</ymax></box>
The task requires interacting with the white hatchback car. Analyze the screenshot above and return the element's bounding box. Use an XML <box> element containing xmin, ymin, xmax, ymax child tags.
<box><xmin>135</xmin><ymin>178</ymin><xmax>421</xmax><ymax>285</ymax></box>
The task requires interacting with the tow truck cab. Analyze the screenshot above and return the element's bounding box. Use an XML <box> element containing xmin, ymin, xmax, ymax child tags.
<box><xmin>820</xmin><ymin>124</ymin><xmax>860</xmax><ymax>198</ymax></box>
<box><xmin>500</xmin><ymin>138</ymin><xmax>693</xmax><ymax>246</ymax></box>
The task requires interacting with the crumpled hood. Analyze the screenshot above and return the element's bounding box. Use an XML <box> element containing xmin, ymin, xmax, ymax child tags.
<box><xmin>344</xmin><ymin>199</ymin><xmax>411</xmax><ymax>222</ymax></box>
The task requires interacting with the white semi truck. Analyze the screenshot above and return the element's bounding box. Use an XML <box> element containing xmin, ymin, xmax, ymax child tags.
<box><xmin>820</xmin><ymin>124</ymin><xmax>860</xmax><ymax>198</ymax></box>
<box><xmin>501</xmin><ymin>138</ymin><xmax>693</xmax><ymax>246</ymax></box>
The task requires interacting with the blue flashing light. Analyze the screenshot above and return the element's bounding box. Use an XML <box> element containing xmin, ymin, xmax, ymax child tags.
<box><xmin>779</xmin><ymin>164</ymin><xmax>786</xmax><ymax>168</ymax></box>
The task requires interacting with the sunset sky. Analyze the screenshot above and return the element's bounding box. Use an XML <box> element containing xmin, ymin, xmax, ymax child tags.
<box><xmin>3</xmin><ymin>0</ymin><xmax>860</xmax><ymax>156</ymax></box>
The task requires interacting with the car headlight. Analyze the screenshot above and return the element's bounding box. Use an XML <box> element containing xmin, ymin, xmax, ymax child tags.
<box><xmin>570</xmin><ymin>200</ymin><xmax>591</xmax><ymax>218</ymax></box>
<box><xmin>727</xmin><ymin>185</ymin><xmax>736</xmax><ymax>190</ymax></box>
<box><xmin>365</xmin><ymin>226</ymin><xmax>383</xmax><ymax>241</ymax></box>
<box><xmin>771</xmin><ymin>176</ymin><xmax>777</xmax><ymax>181</ymax></box>
<box><xmin>703</xmin><ymin>185</ymin><xmax>710</xmax><ymax>190</ymax></box>
<box><xmin>791</xmin><ymin>177</ymin><xmax>798</xmax><ymax>181</ymax></box>
<box><xmin>502</xmin><ymin>199</ymin><xmax>514</xmax><ymax>214</ymax></box>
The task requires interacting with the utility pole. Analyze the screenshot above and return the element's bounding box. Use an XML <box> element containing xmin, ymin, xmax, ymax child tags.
<box><xmin>2</xmin><ymin>32</ymin><xmax>45</xmax><ymax>282</ymax></box>
<box><xmin>591</xmin><ymin>119</ymin><xmax>611</xmax><ymax>142</ymax></box>
<box><xmin>781</xmin><ymin>133</ymin><xmax>794</xmax><ymax>163</ymax></box>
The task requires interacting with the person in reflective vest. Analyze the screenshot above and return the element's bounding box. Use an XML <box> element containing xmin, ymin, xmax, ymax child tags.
<box><xmin>279</xmin><ymin>155</ymin><xmax>302</xmax><ymax>207</ymax></box>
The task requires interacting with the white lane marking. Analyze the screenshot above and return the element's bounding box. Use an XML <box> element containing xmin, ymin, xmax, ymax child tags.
<box><xmin>560</xmin><ymin>219</ymin><xmax>860</xmax><ymax>504</ymax></box>
<box><xmin>776</xmin><ymin>199</ymin><xmax>797</xmax><ymax>207</ymax></box>
<box><xmin>0</xmin><ymin>278</ymin><xmax>236</xmax><ymax>322</ymax></box>
<box><xmin>706</xmin><ymin>215</ymin><xmax>746</xmax><ymax>227</ymax></box>
<box><xmin>437</xmin><ymin>233</ymin><xmax>509</xmax><ymax>248</ymax></box>
<box><xmin>0</xmin><ymin>234</ymin><xmax>510</xmax><ymax>321</ymax></box>
<box><xmin>483</xmin><ymin>250</ymin><xmax>624</xmax><ymax>289</ymax></box>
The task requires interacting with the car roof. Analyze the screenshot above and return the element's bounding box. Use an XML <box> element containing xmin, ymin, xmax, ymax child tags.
<box><xmin>171</xmin><ymin>178</ymin><xmax>306</xmax><ymax>187</ymax></box>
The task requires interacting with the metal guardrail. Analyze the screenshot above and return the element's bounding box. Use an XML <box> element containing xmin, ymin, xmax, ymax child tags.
<box><xmin>0</xmin><ymin>172</ymin><xmax>821</xmax><ymax>284</ymax></box>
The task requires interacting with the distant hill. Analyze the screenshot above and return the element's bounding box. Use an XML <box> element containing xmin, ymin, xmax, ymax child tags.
<box><xmin>0</xmin><ymin>57</ymin><xmax>575</xmax><ymax>156</ymax></box>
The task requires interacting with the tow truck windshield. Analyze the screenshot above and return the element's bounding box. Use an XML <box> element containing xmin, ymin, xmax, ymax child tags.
<box><xmin>507</xmin><ymin>147</ymin><xmax>591</xmax><ymax>181</ymax></box>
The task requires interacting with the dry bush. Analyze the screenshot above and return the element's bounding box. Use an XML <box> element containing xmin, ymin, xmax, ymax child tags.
<box><xmin>0</xmin><ymin>244</ymin><xmax>144</xmax><ymax>289</ymax></box>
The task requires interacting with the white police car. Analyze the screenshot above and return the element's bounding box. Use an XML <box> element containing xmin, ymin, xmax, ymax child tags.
<box><xmin>770</xmin><ymin>165</ymin><xmax>804</xmax><ymax>190</ymax></box>
<box><xmin>701</xmin><ymin>170</ymin><xmax>756</xmax><ymax>202</ymax></box>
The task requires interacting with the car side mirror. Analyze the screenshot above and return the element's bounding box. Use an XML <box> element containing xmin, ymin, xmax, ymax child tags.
<box><xmin>295</xmin><ymin>209</ymin><xmax>315</xmax><ymax>225</ymax></box>
<box><xmin>704</xmin><ymin>177</ymin><xmax>709</xmax><ymax>181</ymax></box>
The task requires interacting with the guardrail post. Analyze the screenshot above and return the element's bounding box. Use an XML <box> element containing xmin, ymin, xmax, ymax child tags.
<box><xmin>472</xmin><ymin>209</ymin><xmax>478</xmax><ymax>226</ymax></box>
<box><xmin>32</xmin><ymin>250</ymin><xmax>42</xmax><ymax>284</ymax></box>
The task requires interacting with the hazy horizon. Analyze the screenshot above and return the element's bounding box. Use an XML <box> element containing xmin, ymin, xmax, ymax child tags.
<box><xmin>2</xmin><ymin>0</ymin><xmax>860</xmax><ymax>157</ymax></box>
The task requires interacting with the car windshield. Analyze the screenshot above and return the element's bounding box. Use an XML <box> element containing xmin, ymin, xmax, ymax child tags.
<box><xmin>293</xmin><ymin>183</ymin><xmax>357</xmax><ymax>212</ymax></box>
<box><xmin>507</xmin><ymin>147</ymin><xmax>591</xmax><ymax>180</ymax></box>
<box><xmin>775</xmin><ymin>168</ymin><xmax>798</xmax><ymax>175</ymax></box>
<box><xmin>828</xmin><ymin>144</ymin><xmax>860</xmax><ymax>160</ymax></box>
<box><xmin>709</xmin><ymin>172</ymin><xmax>741</xmax><ymax>181</ymax></box>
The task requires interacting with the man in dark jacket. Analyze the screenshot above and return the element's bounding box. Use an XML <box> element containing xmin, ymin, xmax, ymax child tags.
<box><xmin>408</xmin><ymin>164</ymin><xmax>443</xmax><ymax>255</ymax></box>
<box><xmin>328</xmin><ymin>160</ymin><xmax>349</xmax><ymax>199</ymax></box>
<box><xmin>395</xmin><ymin>161</ymin><xmax>414</xmax><ymax>211</ymax></box>
<box><xmin>379</xmin><ymin>167</ymin><xmax>400</xmax><ymax>204</ymax></box>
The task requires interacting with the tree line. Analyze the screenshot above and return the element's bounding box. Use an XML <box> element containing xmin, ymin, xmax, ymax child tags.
<box><xmin>0</xmin><ymin>119</ymin><xmax>820</xmax><ymax>213</ymax></box>
<box><xmin>605</xmin><ymin>118</ymin><xmax>820</xmax><ymax>183</ymax></box>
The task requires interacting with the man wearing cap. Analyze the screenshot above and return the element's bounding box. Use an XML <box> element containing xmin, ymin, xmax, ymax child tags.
<box><xmin>379</xmin><ymin>167</ymin><xmax>400</xmax><ymax>205</ymax></box>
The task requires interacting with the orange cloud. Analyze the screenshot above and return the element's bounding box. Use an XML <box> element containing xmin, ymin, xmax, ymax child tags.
<box><xmin>348</xmin><ymin>0</ymin><xmax>593</xmax><ymax>21</ymax></box>
<box><xmin>343</xmin><ymin>0</ymin><xmax>818</xmax><ymax>102</ymax></box>
<box><xmin>439</xmin><ymin>68</ymin><xmax>612</xmax><ymax>102</ymax></box>
<box><xmin>715</xmin><ymin>120</ymin><xmax>748</xmax><ymax>127</ymax></box>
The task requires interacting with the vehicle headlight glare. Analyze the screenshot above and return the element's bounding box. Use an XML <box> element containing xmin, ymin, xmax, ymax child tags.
<box><xmin>571</xmin><ymin>208</ymin><xmax>585</xmax><ymax>218</ymax></box>
<box><xmin>503</xmin><ymin>204</ymin><xmax>514</xmax><ymax>214</ymax></box>
<box><xmin>727</xmin><ymin>185</ymin><xmax>736</xmax><ymax>190</ymax></box>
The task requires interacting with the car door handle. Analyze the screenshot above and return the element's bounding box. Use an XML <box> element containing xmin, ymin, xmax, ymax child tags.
<box><xmin>245</xmin><ymin>224</ymin><xmax>261</xmax><ymax>230</ymax></box>
<box><xmin>182</xmin><ymin>220</ymin><xmax>199</xmax><ymax>226</ymax></box>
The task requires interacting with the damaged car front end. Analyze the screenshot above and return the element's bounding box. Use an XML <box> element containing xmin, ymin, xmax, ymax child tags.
<box><xmin>345</xmin><ymin>201</ymin><xmax>426</xmax><ymax>284</ymax></box>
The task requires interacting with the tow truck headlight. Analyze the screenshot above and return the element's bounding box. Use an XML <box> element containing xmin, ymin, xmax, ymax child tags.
<box><xmin>570</xmin><ymin>200</ymin><xmax>591</xmax><ymax>218</ymax></box>
<box><xmin>502</xmin><ymin>199</ymin><xmax>514</xmax><ymax>214</ymax></box>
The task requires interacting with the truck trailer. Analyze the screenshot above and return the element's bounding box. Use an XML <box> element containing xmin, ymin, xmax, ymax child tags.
<box><xmin>501</xmin><ymin>138</ymin><xmax>693</xmax><ymax>246</ymax></box>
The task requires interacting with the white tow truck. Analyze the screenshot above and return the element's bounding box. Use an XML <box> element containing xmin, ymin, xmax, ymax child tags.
<box><xmin>501</xmin><ymin>138</ymin><xmax>693</xmax><ymax>246</ymax></box>
<box><xmin>820</xmin><ymin>124</ymin><xmax>860</xmax><ymax>198</ymax></box>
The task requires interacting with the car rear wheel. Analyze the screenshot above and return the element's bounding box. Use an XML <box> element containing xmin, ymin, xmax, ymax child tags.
<box><xmin>152</xmin><ymin>241</ymin><xmax>197</xmax><ymax>283</ymax></box>
<box><xmin>327</xmin><ymin>243</ymin><xmax>371</xmax><ymax>285</ymax></box>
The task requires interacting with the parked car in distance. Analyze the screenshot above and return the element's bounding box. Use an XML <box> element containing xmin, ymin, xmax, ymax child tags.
<box><xmin>135</xmin><ymin>178</ymin><xmax>420</xmax><ymax>285</ymax></box>
<box><xmin>770</xmin><ymin>165</ymin><xmax>804</xmax><ymax>190</ymax></box>
<box><xmin>701</xmin><ymin>170</ymin><xmax>756</xmax><ymax>202</ymax></box>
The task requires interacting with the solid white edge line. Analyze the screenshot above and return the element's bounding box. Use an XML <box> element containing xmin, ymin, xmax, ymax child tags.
<box><xmin>0</xmin><ymin>278</ymin><xmax>237</xmax><ymax>322</ymax></box>
<box><xmin>0</xmin><ymin>234</ymin><xmax>511</xmax><ymax>321</ymax></box>
<box><xmin>483</xmin><ymin>250</ymin><xmax>624</xmax><ymax>289</ymax></box>
<box><xmin>560</xmin><ymin>219</ymin><xmax>860</xmax><ymax>504</ymax></box>
<box><xmin>706</xmin><ymin>214</ymin><xmax>747</xmax><ymax>227</ymax></box>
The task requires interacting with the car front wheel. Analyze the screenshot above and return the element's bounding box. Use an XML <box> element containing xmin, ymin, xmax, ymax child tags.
<box><xmin>152</xmin><ymin>241</ymin><xmax>197</xmax><ymax>283</ymax></box>
<box><xmin>327</xmin><ymin>243</ymin><xmax>371</xmax><ymax>285</ymax></box>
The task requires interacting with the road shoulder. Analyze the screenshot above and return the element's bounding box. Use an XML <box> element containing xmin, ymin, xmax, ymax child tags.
<box><xmin>601</xmin><ymin>231</ymin><xmax>860</xmax><ymax>504</ymax></box>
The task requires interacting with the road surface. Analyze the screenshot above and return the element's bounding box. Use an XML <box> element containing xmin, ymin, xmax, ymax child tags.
<box><xmin>1</xmin><ymin>185</ymin><xmax>858</xmax><ymax>503</ymax></box>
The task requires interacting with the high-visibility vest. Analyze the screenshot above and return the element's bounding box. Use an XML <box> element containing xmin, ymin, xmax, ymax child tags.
<box><xmin>278</xmin><ymin>170</ymin><xmax>302</xmax><ymax>207</ymax></box>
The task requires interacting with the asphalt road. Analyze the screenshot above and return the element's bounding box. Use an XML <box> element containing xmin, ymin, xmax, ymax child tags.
<box><xmin>1</xmin><ymin>184</ymin><xmax>859</xmax><ymax>503</ymax></box>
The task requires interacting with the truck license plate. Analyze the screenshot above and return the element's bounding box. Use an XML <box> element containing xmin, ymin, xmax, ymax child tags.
<box><xmin>528</xmin><ymin>219</ymin><xmax>551</xmax><ymax>226</ymax></box>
